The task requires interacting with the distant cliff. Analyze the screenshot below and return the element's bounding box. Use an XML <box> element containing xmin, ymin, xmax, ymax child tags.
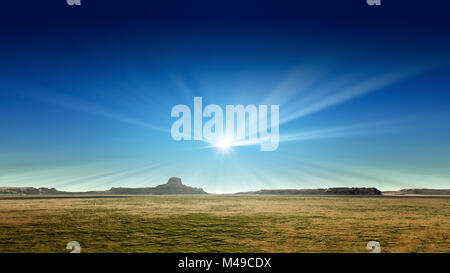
<box><xmin>106</xmin><ymin>177</ymin><xmax>207</xmax><ymax>195</ymax></box>
<box><xmin>236</xmin><ymin>187</ymin><xmax>382</xmax><ymax>195</ymax></box>
<box><xmin>0</xmin><ymin>178</ymin><xmax>207</xmax><ymax>195</ymax></box>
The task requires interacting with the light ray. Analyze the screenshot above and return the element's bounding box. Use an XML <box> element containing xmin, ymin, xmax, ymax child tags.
<box><xmin>278</xmin><ymin>66</ymin><xmax>426</xmax><ymax>125</ymax></box>
<box><xmin>21</xmin><ymin>91</ymin><xmax>167</xmax><ymax>132</ymax></box>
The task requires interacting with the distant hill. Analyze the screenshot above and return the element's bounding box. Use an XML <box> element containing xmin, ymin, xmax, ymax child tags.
<box><xmin>0</xmin><ymin>187</ymin><xmax>65</xmax><ymax>195</ymax></box>
<box><xmin>236</xmin><ymin>187</ymin><xmax>382</xmax><ymax>195</ymax></box>
<box><xmin>383</xmin><ymin>189</ymin><xmax>450</xmax><ymax>195</ymax></box>
<box><xmin>0</xmin><ymin>177</ymin><xmax>207</xmax><ymax>195</ymax></box>
<box><xmin>1</xmin><ymin>182</ymin><xmax>448</xmax><ymax>196</ymax></box>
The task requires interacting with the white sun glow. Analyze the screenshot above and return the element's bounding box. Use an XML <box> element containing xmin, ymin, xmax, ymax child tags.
<box><xmin>214</xmin><ymin>138</ymin><xmax>233</xmax><ymax>151</ymax></box>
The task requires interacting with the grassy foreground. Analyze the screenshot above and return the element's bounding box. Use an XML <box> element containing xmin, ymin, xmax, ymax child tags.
<box><xmin>0</xmin><ymin>195</ymin><xmax>448</xmax><ymax>253</ymax></box>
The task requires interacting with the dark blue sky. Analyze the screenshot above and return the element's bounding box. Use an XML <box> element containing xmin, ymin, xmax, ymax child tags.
<box><xmin>1</xmin><ymin>0</ymin><xmax>449</xmax><ymax>192</ymax></box>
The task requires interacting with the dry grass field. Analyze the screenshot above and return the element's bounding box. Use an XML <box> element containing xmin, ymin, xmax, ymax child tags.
<box><xmin>0</xmin><ymin>195</ymin><xmax>448</xmax><ymax>253</ymax></box>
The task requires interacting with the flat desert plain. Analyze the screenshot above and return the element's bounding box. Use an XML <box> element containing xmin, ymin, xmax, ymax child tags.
<box><xmin>0</xmin><ymin>195</ymin><xmax>448</xmax><ymax>252</ymax></box>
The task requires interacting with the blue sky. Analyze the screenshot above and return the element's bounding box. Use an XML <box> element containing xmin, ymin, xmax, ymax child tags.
<box><xmin>0</xmin><ymin>0</ymin><xmax>449</xmax><ymax>193</ymax></box>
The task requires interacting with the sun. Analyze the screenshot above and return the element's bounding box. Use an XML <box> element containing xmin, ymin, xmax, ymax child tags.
<box><xmin>214</xmin><ymin>137</ymin><xmax>233</xmax><ymax>151</ymax></box>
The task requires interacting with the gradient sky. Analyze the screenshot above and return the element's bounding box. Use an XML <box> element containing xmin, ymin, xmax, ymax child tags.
<box><xmin>1</xmin><ymin>0</ymin><xmax>449</xmax><ymax>193</ymax></box>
